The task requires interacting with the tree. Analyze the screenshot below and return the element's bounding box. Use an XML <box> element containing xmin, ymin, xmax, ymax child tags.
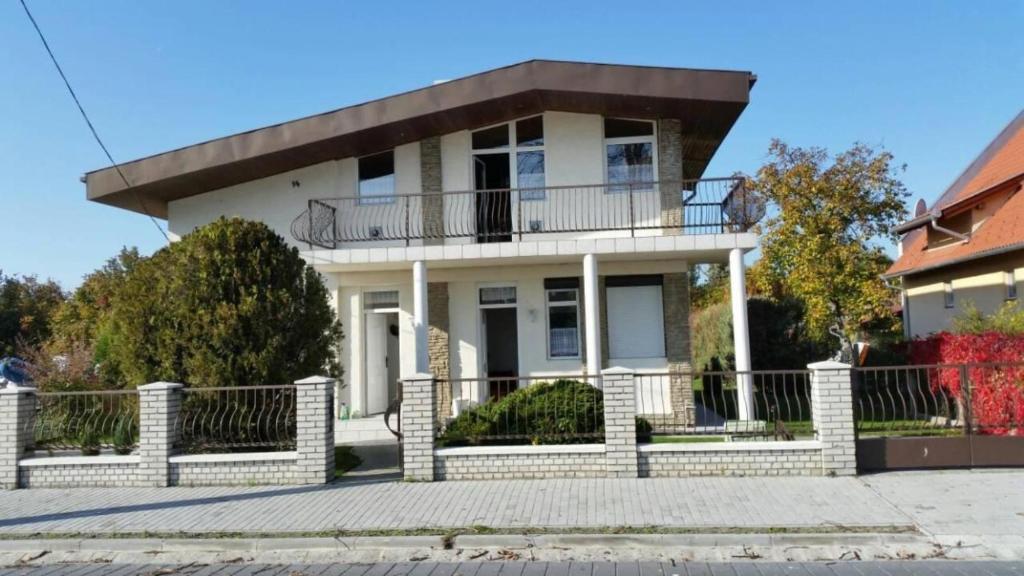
<box><xmin>0</xmin><ymin>272</ymin><xmax>65</xmax><ymax>357</ymax></box>
<box><xmin>110</xmin><ymin>217</ymin><xmax>343</xmax><ymax>388</ymax></box>
<box><xmin>50</xmin><ymin>247</ymin><xmax>144</xmax><ymax>347</ymax></box>
<box><xmin>751</xmin><ymin>140</ymin><xmax>907</xmax><ymax>364</ymax></box>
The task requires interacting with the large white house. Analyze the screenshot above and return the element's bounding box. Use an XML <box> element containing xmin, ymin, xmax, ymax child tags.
<box><xmin>85</xmin><ymin>60</ymin><xmax>760</xmax><ymax>435</ymax></box>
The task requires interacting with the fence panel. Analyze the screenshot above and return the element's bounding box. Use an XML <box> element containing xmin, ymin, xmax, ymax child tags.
<box><xmin>31</xmin><ymin>390</ymin><xmax>139</xmax><ymax>454</ymax></box>
<box><xmin>176</xmin><ymin>385</ymin><xmax>297</xmax><ymax>453</ymax></box>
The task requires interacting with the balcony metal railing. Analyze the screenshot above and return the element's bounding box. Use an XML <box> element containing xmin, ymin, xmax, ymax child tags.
<box><xmin>291</xmin><ymin>177</ymin><xmax>761</xmax><ymax>249</ymax></box>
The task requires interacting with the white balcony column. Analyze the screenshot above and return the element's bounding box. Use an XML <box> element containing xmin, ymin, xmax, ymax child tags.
<box><xmin>412</xmin><ymin>260</ymin><xmax>429</xmax><ymax>374</ymax></box>
<box><xmin>583</xmin><ymin>253</ymin><xmax>601</xmax><ymax>376</ymax></box>
<box><xmin>729</xmin><ymin>247</ymin><xmax>754</xmax><ymax>420</ymax></box>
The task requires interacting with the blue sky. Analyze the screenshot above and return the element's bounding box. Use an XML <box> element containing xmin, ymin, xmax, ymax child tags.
<box><xmin>1</xmin><ymin>1</ymin><xmax>1021</xmax><ymax>289</ymax></box>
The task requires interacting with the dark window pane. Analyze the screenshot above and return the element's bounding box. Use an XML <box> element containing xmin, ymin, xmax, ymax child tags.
<box><xmin>359</xmin><ymin>151</ymin><xmax>394</xmax><ymax>180</ymax></box>
<box><xmin>472</xmin><ymin>124</ymin><xmax>509</xmax><ymax>150</ymax></box>
<box><xmin>359</xmin><ymin>151</ymin><xmax>395</xmax><ymax>204</ymax></box>
<box><xmin>549</xmin><ymin>305</ymin><xmax>579</xmax><ymax>357</ymax></box>
<box><xmin>547</xmin><ymin>288</ymin><xmax>577</xmax><ymax>303</ymax></box>
<box><xmin>516</xmin><ymin>116</ymin><xmax>544</xmax><ymax>147</ymax></box>
<box><xmin>604</xmin><ymin>118</ymin><xmax>654</xmax><ymax>138</ymax></box>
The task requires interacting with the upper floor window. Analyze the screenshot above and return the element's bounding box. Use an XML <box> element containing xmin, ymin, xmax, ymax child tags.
<box><xmin>1007</xmin><ymin>270</ymin><xmax>1018</xmax><ymax>300</ymax></box>
<box><xmin>471</xmin><ymin>116</ymin><xmax>546</xmax><ymax>200</ymax></box>
<box><xmin>358</xmin><ymin>150</ymin><xmax>395</xmax><ymax>205</ymax></box>
<box><xmin>604</xmin><ymin>118</ymin><xmax>655</xmax><ymax>191</ymax></box>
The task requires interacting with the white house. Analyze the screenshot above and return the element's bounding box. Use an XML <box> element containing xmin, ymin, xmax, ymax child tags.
<box><xmin>85</xmin><ymin>60</ymin><xmax>760</xmax><ymax>437</ymax></box>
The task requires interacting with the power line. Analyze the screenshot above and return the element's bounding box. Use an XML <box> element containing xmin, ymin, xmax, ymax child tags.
<box><xmin>19</xmin><ymin>0</ymin><xmax>170</xmax><ymax>243</ymax></box>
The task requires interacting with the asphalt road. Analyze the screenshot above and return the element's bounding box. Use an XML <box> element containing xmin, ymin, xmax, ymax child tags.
<box><xmin>1</xmin><ymin>563</ymin><xmax>1023</xmax><ymax>576</ymax></box>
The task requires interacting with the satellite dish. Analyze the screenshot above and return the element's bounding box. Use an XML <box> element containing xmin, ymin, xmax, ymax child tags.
<box><xmin>914</xmin><ymin>198</ymin><xmax>928</xmax><ymax>218</ymax></box>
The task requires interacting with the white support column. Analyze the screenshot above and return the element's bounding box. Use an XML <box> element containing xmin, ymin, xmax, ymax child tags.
<box><xmin>729</xmin><ymin>247</ymin><xmax>754</xmax><ymax>420</ymax></box>
<box><xmin>413</xmin><ymin>260</ymin><xmax>429</xmax><ymax>374</ymax></box>
<box><xmin>583</xmin><ymin>254</ymin><xmax>601</xmax><ymax>376</ymax></box>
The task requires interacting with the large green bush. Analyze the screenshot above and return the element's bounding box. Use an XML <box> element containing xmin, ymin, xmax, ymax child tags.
<box><xmin>0</xmin><ymin>272</ymin><xmax>65</xmax><ymax>357</ymax></box>
<box><xmin>440</xmin><ymin>379</ymin><xmax>604</xmax><ymax>446</ymax></box>
<box><xmin>110</xmin><ymin>217</ymin><xmax>342</xmax><ymax>388</ymax></box>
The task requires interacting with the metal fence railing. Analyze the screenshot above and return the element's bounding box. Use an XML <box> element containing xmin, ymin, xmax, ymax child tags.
<box><xmin>853</xmin><ymin>363</ymin><xmax>1024</xmax><ymax>437</ymax></box>
<box><xmin>292</xmin><ymin>177</ymin><xmax>762</xmax><ymax>248</ymax></box>
<box><xmin>31</xmin><ymin>390</ymin><xmax>139</xmax><ymax>454</ymax></box>
<box><xmin>635</xmin><ymin>371</ymin><xmax>813</xmax><ymax>441</ymax></box>
<box><xmin>436</xmin><ymin>375</ymin><xmax>604</xmax><ymax>445</ymax></box>
<box><xmin>176</xmin><ymin>385</ymin><xmax>297</xmax><ymax>453</ymax></box>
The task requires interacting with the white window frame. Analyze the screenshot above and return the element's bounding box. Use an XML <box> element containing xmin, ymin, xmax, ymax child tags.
<box><xmin>944</xmin><ymin>281</ymin><xmax>955</xmax><ymax>309</ymax></box>
<box><xmin>602</xmin><ymin>118</ymin><xmax>658</xmax><ymax>194</ymax></box>
<box><xmin>357</xmin><ymin>150</ymin><xmax>396</xmax><ymax>205</ymax></box>
<box><xmin>545</xmin><ymin>288</ymin><xmax>581</xmax><ymax>360</ymax></box>
<box><xmin>1007</xmin><ymin>270</ymin><xmax>1018</xmax><ymax>300</ymax></box>
<box><xmin>470</xmin><ymin>115</ymin><xmax>547</xmax><ymax>200</ymax></box>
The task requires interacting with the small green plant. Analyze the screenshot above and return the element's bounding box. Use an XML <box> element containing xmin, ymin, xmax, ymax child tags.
<box><xmin>77</xmin><ymin>424</ymin><xmax>101</xmax><ymax>456</ymax></box>
<box><xmin>635</xmin><ymin>417</ymin><xmax>653</xmax><ymax>443</ymax></box>
<box><xmin>112</xmin><ymin>416</ymin><xmax>135</xmax><ymax>455</ymax></box>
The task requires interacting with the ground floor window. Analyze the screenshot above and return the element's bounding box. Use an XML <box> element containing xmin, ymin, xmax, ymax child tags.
<box><xmin>606</xmin><ymin>275</ymin><xmax>665</xmax><ymax>359</ymax></box>
<box><xmin>545</xmin><ymin>283</ymin><xmax>580</xmax><ymax>359</ymax></box>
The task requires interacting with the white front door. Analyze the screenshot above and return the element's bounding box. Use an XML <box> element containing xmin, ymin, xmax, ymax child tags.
<box><xmin>365</xmin><ymin>312</ymin><xmax>389</xmax><ymax>415</ymax></box>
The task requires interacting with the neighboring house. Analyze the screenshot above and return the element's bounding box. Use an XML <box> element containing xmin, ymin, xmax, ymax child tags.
<box><xmin>84</xmin><ymin>60</ymin><xmax>760</xmax><ymax>435</ymax></box>
<box><xmin>887</xmin><ymin>110</ymin><xmax>1024</xmax><ymax>338</ymax></box>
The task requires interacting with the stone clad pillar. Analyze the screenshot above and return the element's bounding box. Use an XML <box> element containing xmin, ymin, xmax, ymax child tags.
<box><xmin>0</xmin><ymin>386</ymin><xmax>35</xmax><ymax>489</ymax></box>
<box><xmin>138</xmin><ymin>382</ymin><xmax>183</xmax><ymax>487</ymax></box>
<box><xmin>295</xmin><ymin>376</ymin><xmax>336</xmax><ymax>484</ymax></box>
<box><xmin>658</xmin><ymin>118</ymin><xmax>683</xmax><ymax>231</ymax></box>
<box><xmin>401</xmin><ymin>373</ymin><xmax>436</xmax><ymax>481</ymax></box>
<box><xmin>428</xmin><ymin>282</ymin><xmax>451</xmax><ymax>420</ymax></box>
<box><xmin>420</xmin><ymin>137</ymin><xmax>444</xmax><ymax>243</ymax></box>
<box><xmin>663</xmin><ymin>272</ymin><xmax>695</xmax><ymax>424</ymax></box>
<box><xmin>808</xmin><ymin>361</ymin><xmax>857</xmax><ymax>476</ymax></box>
<box><xmin>601</xmin><ymin>368</ymin><xmax>638</xmax><ymax>478</ymax></box>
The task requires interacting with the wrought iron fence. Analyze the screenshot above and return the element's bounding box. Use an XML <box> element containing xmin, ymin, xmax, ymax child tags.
<box><xmin>853</xmin><ymin>363</ymin><xmax>1024</xmax><ymax>437</ymax></box>
<box><xmin>292</xmin><ymin>177</ymin><xmax>761</xmax><ymax>248</ymax></box>
<box><xmin>31</xmin><ymin>390</ymin><xmax>139</xmax><ymax>454</ymax></box>
<box><xmin>635</xmin><ymin>371</ymin><xmax>813</xmax><ymax>441</ymax></box>
<box><xmin>436</xmin><ymin>375</ymin><xmax>604</xmax><ymax>445</ymax></box>
<box><xmin>176</xmin><ymin>385</ymin><xmax>297</xmax><ymax>453</ymax></box>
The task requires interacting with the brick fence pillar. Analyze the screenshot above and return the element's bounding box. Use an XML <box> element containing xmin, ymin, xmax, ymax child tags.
<box><xmin>401</xmin><ymin>373</ymin><xmax>435</xmax><ymax>481</ymax></box>
<box><xmin>808</xmin><ymin>361</ymin><xmax>857</xmax><ymax>476</ymax></box>
<box><xmin>0</xmin><ymin>386</ymin><xmax>35</xmax><ymax>489</ymax></box>
<box><xmin>601</xmin><ymin>368</ymin><xmax>638</xmax><ymax>478</ymax></box>
<box><xmin>295</xmin><ymin>376</ymin><xmax>335</xmax><ymax>484</ymax></box>
<box><xmin>138</xmin><ymin>382</ymin><xmax>183</xmax><ymax>487</ymax></box>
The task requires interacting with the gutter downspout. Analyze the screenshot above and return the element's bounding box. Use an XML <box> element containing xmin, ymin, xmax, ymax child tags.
<box><xmin>928</xmin><ymin>210</ymin><xmax>970</xmax><ymax>243</ymax></box>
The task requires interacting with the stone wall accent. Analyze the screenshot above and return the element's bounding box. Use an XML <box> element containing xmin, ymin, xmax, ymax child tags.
<box><xmin>170</xmin><ymin>453</ymin><xmax>298</xmax><ymax>486</ymax></box>
<box><xmin>428</xmin><ymin>282</ymin><xmax>452</xmax><ymax>420</ymax></box>
<box><xmin>809</xmin><ymin>361</ymin><xmax>857</xmax><ymax>476</ymax></box>
<box><xmin>18</xmin><ymin>457</ymin><xmax>140</xmax><ymax>488</ymax></box>
<box><xmin>662</xmin><ymin>272</ymin><xmax>695</xmax><ymax>424</ymax></box>
<box><xmin>0</xmin><ymin>387</ymin><xmax>35</xmax><ymax>490</ymax></box>
<box><xmin>295</xmin><ymin>376</ymin><xmax>335</xmax><ymax>484</ymax></box>
<box><xmin>658</xmin><ymin>119</ymin><xmax>683</xmax><ymax>230</ymax></box>
<box><xmin>138</xmin><ymin>382</ymin><xmax>183</xmax><ymax>487</ymax></box>
<box><xmin>401</xmin><ymin>373</ymin><xmax>436</xmax><ymax>481</ymax></box>
<box><xmin>638</xmin><ymin>442</ymin><xmax>824</xmax><ymax>477</ymax></box>
<box><xmin>434</xmin><ymin>445</ymin><xmax>606</xmax><ymax>480</ymax></box>
<box><xmin>601</xmin><ymin>368</ymin><xmax>639</xmax><ymax>477</ymax></box>
<box><xmin>420</xmin><ymin>137</ymin><xmax>444</xmax><ymax>243</ymax></box>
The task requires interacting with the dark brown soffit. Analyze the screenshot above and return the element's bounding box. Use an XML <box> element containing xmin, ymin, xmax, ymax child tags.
<box><xmin>85</xmin><ymin>60</ymin><xmax>755</xmax><ymax>218</ymax></box>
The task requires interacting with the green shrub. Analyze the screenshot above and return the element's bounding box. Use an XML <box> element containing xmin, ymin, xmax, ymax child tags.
<box><xmin>77</xmin><ymin>423</ymin><xmax>101</xmax><ymax>456</ymax></box>
<box><xmin>635</xmin><ymin>417</ymin><xmax>653</xmax><ymax>443</ymax></box>
<box><xmin>112</xmin><ymin>415</ymin><xmax>135</xmax><ymax>455</ymax></box>
<box><xmin>439</xmin><ymin>379</ymin><xmax>604</xmax><ymax>446</ymax></box>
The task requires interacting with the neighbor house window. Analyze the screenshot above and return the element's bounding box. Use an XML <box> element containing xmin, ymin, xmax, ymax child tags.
<box><xmin>358</xmin><ymin>150</ymin><xmax>395</xmax><ymax>205</ymax></box>
<box><xmin>544</xmin><ymin>279</ymin><xmax>580</xmax><ymax>359</ymax></box>
<box><xmin>606</xmin><ymin>275</ymin><xmax>665</xmax><ymax>359</ymax></box>
<box><xmin>944</xmin><ymin>281</ymin><xmax>954</xmax><ymax>308</ymax></box>
<box><xmin>1007</xmin><ymin>271</ymin><xmax>1018</xmax><ymax>300</ymax></box>
<box><xmin>604</xmin><ymin>118</ymin><xmax>655</xmax><ymax>192</ymax></box>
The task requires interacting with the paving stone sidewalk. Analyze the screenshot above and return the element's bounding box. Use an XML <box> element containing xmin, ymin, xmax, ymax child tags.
<box><xmin>0</xmin><ymin>476</ymin><xmax>913</xmax><ymax>535</ymax></box>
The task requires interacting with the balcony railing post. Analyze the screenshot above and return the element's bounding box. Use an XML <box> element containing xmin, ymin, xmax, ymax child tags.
<box><xmin>404</xmin><ymin>196</ymin><xmax>411</xmax><ymax>246</ymax></box>
<box><xmin>960</xmin><ymin>364</ymin><xmax>972</xmax><ymax>436</ymax></box>
<box><xmin>628</xmin><ymin>184</ymin><xmax>636</xmax><ymax>237</ymax></box>
<box><xmin>517</xmin><ymin>189</ymin><xmax>523</xmax><ymax>241</ymax></box>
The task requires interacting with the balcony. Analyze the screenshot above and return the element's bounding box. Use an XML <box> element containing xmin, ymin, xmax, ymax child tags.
<box><xmin>291</xmin><ymin>177</ymin><xmax>761</xmax><ymax>249</ymax></box>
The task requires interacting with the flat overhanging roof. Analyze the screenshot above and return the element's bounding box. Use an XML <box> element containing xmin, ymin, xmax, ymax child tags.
<box><xmin>85</xmin><ymin>59</ymin><xmax>756</xmax><ymax>218</ymax></box>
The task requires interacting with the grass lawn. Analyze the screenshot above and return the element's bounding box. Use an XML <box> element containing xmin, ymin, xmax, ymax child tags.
<box><xmin>334</xmin><ymin>445</ymin><xmax>362</xmax><ymax>478</ymax></box>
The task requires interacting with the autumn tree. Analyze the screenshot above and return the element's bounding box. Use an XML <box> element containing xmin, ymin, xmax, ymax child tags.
<box><xmin>751</xmin><ymin>140</ymin><xmax>906</xmax><ymax>364</ymax></box>
<box><xmin>0</xmin><ymin>272</ymin><xmax>65</xmax><ymax>356</ymax></box>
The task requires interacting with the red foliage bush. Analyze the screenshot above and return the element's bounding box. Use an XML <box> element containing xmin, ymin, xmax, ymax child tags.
<box><xmin>909</xmin><ymin>332</ymin><xmax>1024</xmax><ymax>435</ymax></box>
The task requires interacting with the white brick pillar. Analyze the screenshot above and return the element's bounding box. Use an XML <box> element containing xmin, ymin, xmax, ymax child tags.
<box><xmin>138</xmin><ymin>382</ymin><xmax>183</xmax><ymax>487</ymax></box>
<box><xmin>808</xmin><ymin>361</ymin><xmax>857</xmax><ymax>476</ymax></box>
<box><xmin>401</xmin><ymin>373</ymin><xmax>435</xmax><ymax>481</ymax></box>
<box><xmin>601</xmin><ymin>368</ymin><xmax>638</xmax><ymax>478</ymax></box>
<box><xmin>0</xmin><ymin>386</ymin><xmax>35</xmax><ymax>489</ymax></box>
<box><xmin>295</xmin><ymin>376</ymin><xmax>335</xmax><ymax>484</ymax></box>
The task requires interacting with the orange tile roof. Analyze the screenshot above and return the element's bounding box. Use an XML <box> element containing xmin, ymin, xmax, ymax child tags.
<box><xmin>887</xmin><ymin>110</ymin><xmax>1024</xmax><ymax>277</ymax></box>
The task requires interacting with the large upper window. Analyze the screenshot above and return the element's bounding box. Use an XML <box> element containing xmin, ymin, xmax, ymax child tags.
<box><xmin>604</xmin><ymin>118</ymin><xmax>655</xmax><ymax>191</ymax></box>
<box><xmin>358</xmin><ymin>150</ymin><xmax>395</xmax><ymax>205</ymax></box>
<box><xmin>545</xmin><ymin>283</ymin><xmax>580</xmax><ymax>359</ymax></box>
<box><xmin>471</xmin><ymin>116</ymin><xmax>546</xmax><ymax>200</ymax></box>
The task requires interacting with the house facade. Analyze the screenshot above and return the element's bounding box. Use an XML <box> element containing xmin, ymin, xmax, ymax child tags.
<box><xmin>888</xmin><ymin>110</ymin><xmax>1024</xmax><ymax>338</ymax></box>
<box><xmin>85</xmin><ymin>60</ymin><xmax>761</xmax><ymax>431</ymax></box>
